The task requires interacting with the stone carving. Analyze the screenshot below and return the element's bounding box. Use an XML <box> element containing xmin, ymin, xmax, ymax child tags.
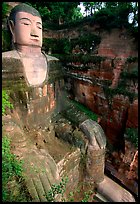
<box><xmin>80</xmin><ymin>119</ymin><xmax>106</xmax><ymax>149</ymax></box>
<box><xmin>80</xmin><ymin>119</ymin><xmax>106</xmax><ymax>183</ymax></box>
<box><xmin>2</xmin><ymin>3</ymin><xmax>61</xmax><ymax>201</ymax></box>
<box><xmin>2</xmin><ymin>3</ymin><xmax>136</xmax><ymax>202</ymax></box>
<box><xmin>79</xmin><ymin>119</ymin><xmax>135</xmax><ymax>202</ymax></box>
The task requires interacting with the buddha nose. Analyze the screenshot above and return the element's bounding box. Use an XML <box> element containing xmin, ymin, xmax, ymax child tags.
<box><xmin>30</xmin><ymin>28</ymin><xmax>39</xmax><ymax>37</ymax></box>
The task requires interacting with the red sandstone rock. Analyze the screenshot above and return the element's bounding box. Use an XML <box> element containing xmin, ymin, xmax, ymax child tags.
<box><xmin>112</xmin><ymin>95</ymin><xmax>130</xmax><ymax>110</ymax></box>
<box><xmin>98</xmin><ymin>48</ymin><xmax>116</xmax><ymax>58</ymax></box>
<box><xmin>100</xmin><ymin>59</ymin><xmax>112</xmax><ymax>70</ymax></box>
<box><xmin>126</xmin><ymin>99</ymin><xmax>138</xmax><ymax>128</ymax></box>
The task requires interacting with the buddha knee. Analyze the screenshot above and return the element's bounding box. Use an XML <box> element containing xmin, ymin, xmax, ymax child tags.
<box><xmin>79</xmin><ymin>119</ymin><xmax>106</xmax><ymax>184</ymax></box>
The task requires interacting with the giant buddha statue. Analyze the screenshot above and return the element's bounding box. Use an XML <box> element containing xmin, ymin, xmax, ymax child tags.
<box><xmin>2</xmin><ymin>3</ymin><xmax>62</xmax><ymax>129</ymax></box>
<box><xmin>2</xmin><ymin>3</ymin><xmax>63</xmax><ymax>201</ymax></box>
<box><xmin>2</xmin><ymin>3</ymin><xmax>135</xmax><ymax>202</ymax></box>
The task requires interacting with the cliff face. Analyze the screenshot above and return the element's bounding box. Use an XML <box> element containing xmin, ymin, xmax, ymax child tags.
<box><xmin>43</xmin><ymin>25</ymin><xmax>138</xmax><ymax>151</ymax></box>
<box><xmin>98</xmin><ymin>28</ymin><xmax>137</xmax><ymax>58</ymax></box>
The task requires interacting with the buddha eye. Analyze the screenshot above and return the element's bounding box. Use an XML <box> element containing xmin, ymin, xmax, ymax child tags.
<box><xmin>21</xmin><ymin>22</ymin><xmax>30</xmax><ymax>25</ymax></box>
<box><xmin>37</xmin><ymin>24</ymin><xmax>42</xmax><ymax>29</ymax></box>
<box><xmin>24</xmin><ymin>23</ymin><xmax>30</xmax><ymax>25</ymax></box>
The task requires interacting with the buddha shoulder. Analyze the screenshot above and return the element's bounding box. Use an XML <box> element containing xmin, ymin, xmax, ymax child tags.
<box><xmin>2</xmin><ymin>50</ymin><xmax>20</xmax><ymax>60</ymax></box>
<box><xmin>42</xmin><ymin>52</ymin><xmax>59</xmax><ymax>62</ymax></box>
<box><xmin>2</xmin><ymin>50</ymin><xmax>23</xmax><ymax>72</ymax></box>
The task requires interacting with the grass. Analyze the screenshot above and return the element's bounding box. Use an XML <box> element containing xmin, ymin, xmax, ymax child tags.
<box><xmin>71</xmin><ymin>99</ymin><xmax>98</xmax><ymax>121</ymax></box>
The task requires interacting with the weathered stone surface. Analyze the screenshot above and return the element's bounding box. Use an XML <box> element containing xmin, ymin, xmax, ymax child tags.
<box><xmin>61</xmin><ymin>26</ymin><xmax>138</xmax><ymax>137</ymax></box>
<box><xmin>97</xmin><ymin>175</ymin><xmax>135</xmax><ymax>202</ymax></box>
<box><xmin>85</xmin><ymin>146</ymin><xmax>105</xmax><ymax>184</ymax></box>
<box><xmin>2</xmin><ymin>48</ymin><xmax>67</xmax><ymax>201</ymax></box>
<box><xmin>60</xmin><ymin>99</ymin><xmax>89</xmax><ymax>126</ymax></box>
<box><xmin>79</xmin><ymin>119</ymin><xmax>106</xmax><ymax>184</ymax></box>
<box><xmin>98</xmin><ymin>28</ymin><xmax>137</xmax><ymax>58</ymax></box>
<box><xmin>43</xmin><ymin>26</ymin><xmax>137</xmax><ymax>59</ymax></box>
<box><xmin>2</xmin><ymin>52</ymin><xmax>64</xmax><ymax>130</ymax></box>
<box><xmin>54</xmin><ymin>118</ymin><xmax>86</xmax><ymax>149</ymax></box>
<box><xmin>105</xmin><ymin>139</ymin><xmax>138</xmax><ymax>198</ymax></box>
<box><xmin>79</xmin><ymin>119</ymin><xmax>106</xmax><ymax>149</ymax></box>
<box><xmin>57</xmin><ymin>149</ymin><xmax>81</xmax><ymax>196</ymax></box>
<box><xmin>3</xmin><ymin>112</ymin><xmax>85</xmax><ymax>201</ymax></box>
<box><xmin>127</xmin><ymin>150</ymin><xmax>138</xmax><ymax>180</ymax></box>
<box><xmin>2</xmin><ymin>121</ymin><xmax>60</xmax><ymax>202</ymax></box>
<box><xmin>66</xmin><ymin>66</ymin><xmax>137</xmax><ymax>151</ymax></box>
<box><xmin>126</xmin><ymin>99</ymin><xmax>138</xmax><ymax>128</ymax></box>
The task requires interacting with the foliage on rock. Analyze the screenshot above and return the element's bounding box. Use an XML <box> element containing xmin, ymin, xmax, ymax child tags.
<box><xmin>2</xmin><ymin>90</ymin><xmax>13</xmax><ymax>115</ymax></box>
<box><xmin>125</xmin><ymin>128</ymin><xmax>138</xmax><ymax>148</ymax></box>
<box><xmin>2</xmin><ymin>90</ymin><xmax>31</xmax><ymax>201</ymax></box>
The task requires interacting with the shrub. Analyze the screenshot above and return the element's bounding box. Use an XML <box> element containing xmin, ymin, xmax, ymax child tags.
<box><xmin>2</xmin><ymin>90</ymin><xmax>13</xmax><ymax>115</ymax></box>
<box><xmin>125</xmin><ymin>128</ymin><xmax>138</xmax><ymax>148</ymax></box>
<box><xmin>2</xmin><ymin>136</ymin><xmax>23</xmax><ymax>201</ymax></box>
<box><xmin>46</xmin><ymin>177</ymin><xmax>68</xmax><ymax>202</ymax></box>
<box><xmin>2</xmin><ymin>90</ymin><xmax>31</xmax><ymax>201</ymax></box>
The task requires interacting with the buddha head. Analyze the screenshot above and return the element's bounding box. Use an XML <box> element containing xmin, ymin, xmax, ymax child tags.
<box><xmin>8</xmin><ymin>3</ymin><xmax>42</xmax><ymax>48</ymax></box>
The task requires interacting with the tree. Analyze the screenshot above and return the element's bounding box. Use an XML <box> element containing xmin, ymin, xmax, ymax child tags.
<box><xmin>25</xmin><ymin>2</ymin><xmax>81</xmax><ymax>24</ymax></box>
<box><xmin>83</xmin><ymin>2</ymin><xmax>90</xmax><ymax>16</ymax></box>
<box><xmin>83</xmin><ymin>2</ymin><xmax>104</xmax><ymax>16</ymax></box>
<box><xmin>2</xmin><ymin>2</ymin><xmax>9</xmax><ymax>20</ymax></box>
<box><xmin>130</xmin><ymin>2</ymin><xmax>138</xmax><ymax>27</ymax></box>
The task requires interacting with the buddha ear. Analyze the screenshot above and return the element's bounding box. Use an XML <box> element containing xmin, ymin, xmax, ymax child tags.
<box><xmin>8</xmin><ymin>20</ymin><xmax>16</xmax><ymax>43</ymax></box>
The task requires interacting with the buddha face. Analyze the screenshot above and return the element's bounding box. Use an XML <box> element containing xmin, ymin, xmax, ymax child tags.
<box><xmin>10</xmin><ymin>11</ymin><xmax>42</xmax><ymax>47</ymax></box>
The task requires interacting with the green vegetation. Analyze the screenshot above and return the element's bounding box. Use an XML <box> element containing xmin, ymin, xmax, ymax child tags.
<box><xmin>2</xmin><ymin>2</ymin><xmax>138</xmax><ymax>32</ymax></box>
<box><xmin>46</xmin><ymin>177</ymin><xmax>96</xmax><ymax>202</ymax></box>
<box><xmin>82</xmin><ymin>2</ymin><xmax>138</xmax><ymax>32</ymax></box>
<box><xmin>2</xmin><ymin>2</ymin><xmax>9</xmax><ymax>19</ymax></box>
<box><xmin>43</xmin><ymin>38</ymin><xmax>72</xmax><ymax>54</ymax></box>
<box><xmin>67</xmin><ymin>181</ymin><xmax>97</xmax><ymax>202</ymax></box>
<box><xmin>43</xmin><ymin>33</ymin><xmax>101</xmax><ymax>55</ymax></box>
<box><xmin>2</xmin><ymin>90</ymin><xmax>13</xmax><ymax>115</ymax></box>
<box><xmin>103</xmin><ymin>67</ymin><xmax>138</xmax><ymax>105</ymax></box>
<box><xmin>2</xmin><ymin>2</ymin><xmax>138</xmax><ymax>52</ymax></box>
<box><xmin>120</xmin><ymin>69</ymin><xmax>138</xmax><ymax>80</ymax></box>
<box><xmin>93</xmin><ymin>2</ymin><xmax>132</xmax><ymax>30</ymax></box>
<box><xmin>71</xmin><ymin>100</ymin><xmax>98</xmax><ymax>122</ymax></box>
<box><xmin>2</xmin><ymin>30</ymin><xmax>12</xmax><ymax>52</ymax></box>
<box><xmin>2</xmin><ymin>90</ymin><xmax>31</xmax><ymax>201</ymax></box>
<box><xmin>71</xmin><ymin>33</ymin><xmax>101</xmax><ymax>53</ymax></box>
<box><xmin>46</xmin><ymin>176</ymin><xmax>68</xmax><ymax>202</ymax></box>
<box><xmin>25</xmin><ymin>2</ymin><xmax>81</xmax><ymax>25</ymax></box>
<box><xmin>2</xmin><ymin>136</ymin><xmax>29</xmax><ymax>201</ymax></box>
<box><xmin>68</xmin><ymin>188</ymin><xmax>94</xmax><ymax>202</ymax></box>
<box><xmin>50</xmin><ymin>54</ymin><xmax>105</xmax><ymax>69</ymax></box>
<box><xmin>125</xmin><ymin>128</ymin><xmax>138</xmax><ymax>148</ymax></box>
<box><xmin>81</xmin><ymin>190</ymin><xmax>94</xmax><ymax>202</ymax></box>
<box><xmin>126</xmin><ymin>56</ymin><xmax>138</xmax><ymax>63</ymax></box>
<box><xmin>103</xmin><ymin>85</ymin><xmax>137</xmax><ymax>104</ymax></box>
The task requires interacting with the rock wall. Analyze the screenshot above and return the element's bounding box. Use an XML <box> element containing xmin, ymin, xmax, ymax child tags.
<box><xmin>43</xmin><ymin>25</ymin><xmax>137</xmax><ymax>59</ymax></box>
<box><xmin>64</xmin><ymin>65</ymin><xmax>138</xmax><ymax>151</ymax></box>
<box><xmin>44</xmin><ymin>25</ymin><xmax>138</xmax><ymax>151</ymax></box>
<box><xmin>98</xmin><ymin>28</ymin><xmax>137</xmax><ymax>58</ymax></box>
